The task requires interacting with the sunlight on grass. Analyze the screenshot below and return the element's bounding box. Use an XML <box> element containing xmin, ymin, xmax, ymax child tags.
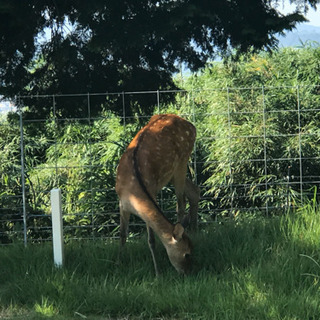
<box><xmin>245</xmin><ymin>276</ymin><xmax>268</xmax><ymax>306</ymax></box>
<box><xmin>34</xmin><ymin>297</ymin><xmax>58</xmax><ymax>317</ymax></box>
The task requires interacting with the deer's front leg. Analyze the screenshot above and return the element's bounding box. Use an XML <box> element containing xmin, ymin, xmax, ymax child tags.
<box><xmin>147</xmin><ymin>225</ymin><xmax>159</xmax><ymax>276</ymax></box>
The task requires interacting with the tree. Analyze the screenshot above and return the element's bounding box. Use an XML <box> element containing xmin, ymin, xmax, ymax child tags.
<box><xmin>0</xmin><ymin>0</ymin><xmax>318</xmax><ymax>117</ymax></box>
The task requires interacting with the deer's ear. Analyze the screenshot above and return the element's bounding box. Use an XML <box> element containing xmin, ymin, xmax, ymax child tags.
<box><xmin>173</xmin><ymin>223</ymin><xmax>184</xmax><ymax>241</ymax></box>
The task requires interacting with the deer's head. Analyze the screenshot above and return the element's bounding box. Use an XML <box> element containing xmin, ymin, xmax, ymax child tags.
<box><xmin>165</xmin><ymin>223</ymin><xmax>193</xmax><ymax>274</ymax></box>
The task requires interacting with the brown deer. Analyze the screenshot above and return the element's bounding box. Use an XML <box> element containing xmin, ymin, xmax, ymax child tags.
<box><xmin>115</xmin><ymin>114</ymin><xmax>199</xmax><ymax>275</ymax></box>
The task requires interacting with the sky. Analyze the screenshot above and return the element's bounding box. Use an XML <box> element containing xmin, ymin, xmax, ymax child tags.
<box><xmin>278</xmin><ymin>1</ymin><xmax>320</xmax><ymax>27</ymax></box>
<box><xmin>305</xmin><ymin>7</ymin><xmax>320</xmax><ymax>26</ymax></box>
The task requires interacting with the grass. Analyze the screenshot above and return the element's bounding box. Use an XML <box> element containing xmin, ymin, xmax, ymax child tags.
<box><xmin>1</xmin><ymin>206</ymin><xmax>320</xmax><ymax>319</ymax></box>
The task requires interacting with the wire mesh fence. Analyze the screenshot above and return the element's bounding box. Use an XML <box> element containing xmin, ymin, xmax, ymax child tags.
<box><xmin>1</xmin><ymin>85</ymin><xmax>320</xmax><ymax>245</ymax></box>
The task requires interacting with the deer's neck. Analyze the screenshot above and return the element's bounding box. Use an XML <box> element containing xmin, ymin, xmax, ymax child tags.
<box><xmin>129</xmin><ymin>194</ymin><xmax>174</xmax><ymax>242</ymax></box>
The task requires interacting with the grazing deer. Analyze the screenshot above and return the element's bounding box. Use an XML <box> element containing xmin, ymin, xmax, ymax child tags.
<box><xmin>116</xmin><ymin>114</ymin><xmax>199</xmax><ymax>275</ymax></box>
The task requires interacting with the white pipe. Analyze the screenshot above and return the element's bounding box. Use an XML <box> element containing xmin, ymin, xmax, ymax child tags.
<box><xmin>51</xmin><ymin>188</ymin><xmax>64</xmax><ymax>267</ymax></box>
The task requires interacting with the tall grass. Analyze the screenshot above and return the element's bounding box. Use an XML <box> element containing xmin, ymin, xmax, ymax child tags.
<box><xmin>1</xmin><ymin>206</ymin><xmax>320</xmax><ymax>319</ymax></box>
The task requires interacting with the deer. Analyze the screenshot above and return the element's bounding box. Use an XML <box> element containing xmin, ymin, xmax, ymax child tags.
<box><xmin>115</xmin><ymin>114</ymin><xmax>199</xmax><ymax>275</ymax></box>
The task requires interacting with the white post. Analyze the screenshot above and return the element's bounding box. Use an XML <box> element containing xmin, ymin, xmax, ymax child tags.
<box><xmin>51</xmin><ymin>188</ymin><xmax>64</xmax><ymax>267</ymax></box>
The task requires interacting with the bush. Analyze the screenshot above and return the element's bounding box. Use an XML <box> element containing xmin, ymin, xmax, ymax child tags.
<box><xmin>180</xmin><ymin>45</ymin><xmax>320</xmax><ymax>216</ymax></box>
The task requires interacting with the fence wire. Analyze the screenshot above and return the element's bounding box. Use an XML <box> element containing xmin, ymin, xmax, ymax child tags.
<box><xmin>1</xmin><ymin>86</ymin><xmax>320</xmax><ymax>245</ymax></box>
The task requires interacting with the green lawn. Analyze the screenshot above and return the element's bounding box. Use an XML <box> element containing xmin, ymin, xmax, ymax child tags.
<box><xmin>1</xmin><ymin>207</ymin><xmax>320</xmax><ymax>319</ymax></box>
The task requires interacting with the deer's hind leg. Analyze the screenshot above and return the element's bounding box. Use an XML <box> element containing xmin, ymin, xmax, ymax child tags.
<box><xmin>184</xmin><ymin>178</ymin><xmax>200</xmax><ymax>231</ymax></box>
<box><xmin>172</xmin><ymin>166</ymin><xmax>190</xmax><ymax>227</ymax></box>
<box><xmin>172</xmin><ymin>163</ymin><xmax>200</xmax><ymax>231</ymax></box>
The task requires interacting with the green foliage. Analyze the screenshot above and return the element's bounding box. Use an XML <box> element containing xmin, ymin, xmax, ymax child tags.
<box><xmin>0</xmin><ymin>113</ymin><xmax>52</xmax><ymax>243</ymax></box>
<box><xmin>0</xmin><ymin>109</ymin><xmax>141</xmax><ymax>242</ymax></box>
<box><xmin>27</xmin><ymin>111</ymin><xmax>140</xmax><ymax>240</ymax></box>
<box><xmin>180</xmin><ymin>45</ymin><xmax>320</xmax><ymax>216</ymax></box>
<box><xmin>0</xmin><ymin>117</ymin><xmax>22</xmax><ymax>243</ymax></box>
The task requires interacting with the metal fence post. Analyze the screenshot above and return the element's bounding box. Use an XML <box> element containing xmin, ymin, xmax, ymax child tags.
<box><xmin>157</xmin><ymin>90</ymin><xmax>160</xmax><ymax>114</ymax></box>
<box><xmin>296</xmin><ymin>85</ymin><xmax>304</xmax><ymax>203</ymax></box>
<box><xmin>262</xmin><ymin>85</ymin><xmax>269</xmax><ymax>215</ymax></box>
<box><xmin>18</xmin><ymin>97</ymin><xmax>28</xmax><ymax>246</ymax></box>
<box><xmin>191</xmin><ymin>88</ymin><xmax>198</xmax><ymax>186</ymax></box>
<box><xmin>122</xmin><ymin>92</ymin><xmax>126</xmax><ymax>127</ymax></box>
<box><xmin>226</xmin><ymin>87</ymin><xmax>235</xmax><ymax>216</ymax></box>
